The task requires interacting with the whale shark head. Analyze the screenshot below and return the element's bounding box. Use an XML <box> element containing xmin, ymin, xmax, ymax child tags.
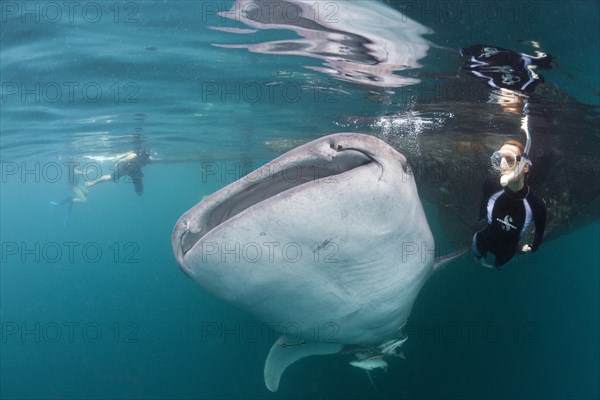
<box><xmin>172</xmin><ymin>133</ymin><xmax>436</xmax><ymax>391</ymax></box>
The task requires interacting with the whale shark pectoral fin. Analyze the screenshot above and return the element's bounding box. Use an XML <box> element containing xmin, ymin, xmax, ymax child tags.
<box><xmin>264</xmin><ymin>336</ymin><xmax>343</xmax><ymax>392</ymax></box>
<box><xmin>433</xmin><ymin>246</ymin><xmax>469</xmax><ymax>273</ymax></box>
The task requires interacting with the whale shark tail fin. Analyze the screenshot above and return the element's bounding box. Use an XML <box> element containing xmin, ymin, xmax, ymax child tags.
<box><xmin>264</xmin><ymin>335</ymin><xmax>343</xmax><ymax>392</ymax></box>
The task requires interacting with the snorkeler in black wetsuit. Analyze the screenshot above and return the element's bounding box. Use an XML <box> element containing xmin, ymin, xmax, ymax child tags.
<box><xmin>460</xmin><ymin>44</ymin><xmax>553</xmax><ymax>94</ymax></box>
<box><xmin>473</xmin><ymin>140</ymin><xmax>547</xmax><ymax>269</ymax></box>
<box><xmin>85</xmin><ymin>149</ymin><xmax>153</xmax><ymax>195</ymax></box>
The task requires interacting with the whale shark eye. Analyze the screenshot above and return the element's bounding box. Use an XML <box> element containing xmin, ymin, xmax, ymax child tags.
<box><xmin>337</xmin><ymin>145</ymin><xmax>343</xmax><ymax>150</ymax></box>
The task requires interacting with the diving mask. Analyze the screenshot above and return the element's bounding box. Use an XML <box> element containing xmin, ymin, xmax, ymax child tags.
<box><xmin>491</xmin><ymin>150</ymin><xmax>522</xmax><ymax>171</ymax></box>
<box><xmin>491</xmin><ymin>148</ymin><xmax>531</xmax><ymax>187</ymax></box>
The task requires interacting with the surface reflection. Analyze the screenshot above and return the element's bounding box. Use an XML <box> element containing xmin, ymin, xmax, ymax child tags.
<box><xmin>214</xmin><ymin>0</ymin><xmax>433</xmax><ymax>87</ymax></box>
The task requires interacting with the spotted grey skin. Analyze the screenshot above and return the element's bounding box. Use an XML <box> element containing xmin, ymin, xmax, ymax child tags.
<box><xmin>173</xmin><ymin>133</ymin><xmax>441</xmax><ymax>391</ymax></box>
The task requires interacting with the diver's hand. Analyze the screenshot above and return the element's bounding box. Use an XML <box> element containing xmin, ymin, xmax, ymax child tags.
<box><xmin>521</xmin><ymin>244</ymin><xmax>532</xmax><ymax>253</ymax></box>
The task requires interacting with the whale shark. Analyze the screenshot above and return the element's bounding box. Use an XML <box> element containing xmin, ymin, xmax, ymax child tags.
<box><xmin>172</xmin><ymin>133</ymin><xmax>464</xmax><ymax>391</ymax></box>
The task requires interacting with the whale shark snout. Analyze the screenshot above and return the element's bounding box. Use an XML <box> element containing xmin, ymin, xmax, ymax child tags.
<box><xmin>172</xmin><ymin>133</ymin><xmax>410</xmax><ymax>275</ymax></box>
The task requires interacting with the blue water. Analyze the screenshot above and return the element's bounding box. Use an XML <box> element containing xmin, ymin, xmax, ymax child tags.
<box><xmin>1</xmin><ymin>1</ymin><xmax>599</xmax><ymax>399</ymax></box>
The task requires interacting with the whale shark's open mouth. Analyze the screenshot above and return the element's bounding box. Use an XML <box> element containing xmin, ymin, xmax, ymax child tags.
<box><xmin>174</xmin><ymin>144</ymin><xmax>379</xmax><ymax>263</ymax></box>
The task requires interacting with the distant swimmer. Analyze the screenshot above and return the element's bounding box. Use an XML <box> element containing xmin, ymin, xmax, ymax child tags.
<box><xmin>85</xmin><ymin>149</ymin><xmax>153</xmax><ymax>195</ymax></box>
<box><xmin>460</xmin><ymin>44</ymin><xmax>553</xmax><ymax>94</ymax></box>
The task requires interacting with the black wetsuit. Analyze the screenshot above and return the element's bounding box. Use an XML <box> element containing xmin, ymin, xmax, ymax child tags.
<box><xmin>473</xmin><ymin>179</ymin><xmax>547</xmax><ymax>268</ymax></box>
<box><xmin>460</xmin><ymin>45</ymin><xmax>552</xmax><ymax>94</ymax></box>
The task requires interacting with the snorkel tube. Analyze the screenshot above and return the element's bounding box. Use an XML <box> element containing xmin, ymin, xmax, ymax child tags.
<box><xmin>500</xmin><ymin>105</ymin><xmax>532</xmax><ymax>187</ymax></box>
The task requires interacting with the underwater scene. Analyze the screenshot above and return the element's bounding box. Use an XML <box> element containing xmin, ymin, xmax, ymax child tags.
<box><xmin>1</xmin><ymin>1</ymin><xmax>599</xmax><ymax>399</ymax></box>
